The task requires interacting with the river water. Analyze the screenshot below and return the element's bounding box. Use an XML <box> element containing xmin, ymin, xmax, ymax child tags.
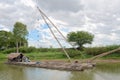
<box><xmin>0</xmin><ymin>63</ymin><xmax>120</xmax><ymax>80</ymax></box>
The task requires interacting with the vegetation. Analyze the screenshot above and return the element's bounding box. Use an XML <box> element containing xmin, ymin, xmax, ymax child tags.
<box><xmin>0</xmin><ymin>22</ymin><xmax>28</xmax><ymax>53</ymax></box>
<box><xmin>0</xmin><ymin>45</ymin><xmax>120</xmax><ymax>62</ymax></box>
<box><xmin>67</xmin><ymin>31</ymin><xmax>94</xmax><ymax>49</ymax></box>
<box><xmin>0</xmin><ymin>22</ymin><xmax>119</xmax><ymax>62</ymax></box>
<box><xmin>84</xmin><ymin>45</ymin><xmax>120</xmax><ymax>56</ymax></box>
<box><xmin>13</xmin><ymin>22</ymin><xmax>28</xmax><ymax>53</ymax></box>
<box><xmin>0</xmin><ymin>31</ymin><xmax>13</xmax><ymax>50</ymax></box>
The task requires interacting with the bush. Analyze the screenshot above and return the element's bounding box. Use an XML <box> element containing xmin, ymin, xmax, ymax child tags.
<box><xmin>36</xmin><ymin>48</ymin><xmax>61</xmax><ymax>52</ymax></box>
<box><xmin>37</xmin><ymin>48</ymin><xmax>49</xmax><ymax>52</ymax></box>
<box><xmin>84</xmin><ymin>45</ymin><xmax>120</xmax><ymax>56</ymax></box>
<box><xmin>19</xmin><ymin>47</ymin><xmax>36</xmax><ymax>53</ymax></box>
<box><xmin>2</xmin><ymin>48</ymin><xmax>16</xmax><ymax>54</ymax></box>
<box><xmin>62</xmin><ymin>49</ymin><xmax>82</xmax><ymax>58</ymax></box>
<box><xmin>1</xmin><ymin>47</ymin><xmax>63</xmax><ymax>54</ymax></box>
<box><xmin>1</xmin><ymin>47</ymin><xmax>37</xmax><ymax>54</ymax></box>
<box><xmin>48</xmin><ymin>48</ymin><xmax>60</xmax><ymax>52</ymax></box>
<box><xmin>84</xmin><ymin>47</ymin><xmax>107</xmax><ymax>56</ymax></box>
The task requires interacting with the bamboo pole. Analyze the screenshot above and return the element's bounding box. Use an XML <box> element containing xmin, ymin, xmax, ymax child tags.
<box><xmin>36</xmin><ymin>6</ymin><xmax>85</xmax><ymax>59</ymax></box>
<box><xmin>88</xmin><ymin>47</ymin><xmax>120</xmax><ymax>62</ymax></box>
<box><xmin>37</xmin><ymin>7</ymin><xmax>72</xmax><ymax>63</ymax></box>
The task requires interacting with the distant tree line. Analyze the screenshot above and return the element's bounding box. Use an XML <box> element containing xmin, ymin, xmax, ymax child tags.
<box><xmin>0</xmin><ymin>22</ymin><xmax>28</xmax><ymax>52</ymax></box>
<box><xmin>0</xmin><ymin>21</ymin><xmax>94</xmax><ymax>53</ymax></box>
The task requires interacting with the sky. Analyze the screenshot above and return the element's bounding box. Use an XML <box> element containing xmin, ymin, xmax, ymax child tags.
<box><xmin>0</xmin><ymin>0</ymin><xmax>120</xmax><ymax>48</ymax></box>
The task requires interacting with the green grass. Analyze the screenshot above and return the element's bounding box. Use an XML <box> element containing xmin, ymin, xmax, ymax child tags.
<box><xmin>0</xmin><ymin>53</ymin><xmax>7</xmax><ymax>63</ymax></box>
<box><xmin>84</xmin><ymin>45</ymin><xmax>120</xmax><ymax>55</ymax></box>
<box><xmin>0</xmin><ymin>51</ymin><xmax>120</xmax><ymax>62</ymax></box>
<box><xmin>101</xmin><ymin>53</ymin><xmax>120</xmax><ymax>59</ymax></box>
<box><xmin>25</xmin><ymin>52</ymin><xmax>66</xmax><ymax>61</ymax></box>
<box><xmin>0</xmin><ymin>45</ymin><xmax>120</xmax><ymax>63</ymax></box>
<box><xmin>0</xmin><ymin>51</ymin><xmax>90</xmax><ymax>62</ymax></box>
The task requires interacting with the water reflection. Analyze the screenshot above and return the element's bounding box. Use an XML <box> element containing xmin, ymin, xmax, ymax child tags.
<box><xmin>0</xmin><ymin>64</ymin><xmax>71</xmax><ymax>80</ymax></box>
<box><xmin>0</xmin><ymin>63</ymin><xmax>120</xmax><ymax>80</ymax></box>
<box><xmin>93</xmin><ymin>63</ymin><xmax>120</xmax><ymax>80</ymax></box>
<box><xmin>0</xmin><ymin>65</ymin><xmax>25</xmax><ymax>80</ymax></box>
<box><xmin>70</xmin><ymin>70</ymin><xmax>94</xmax><ymax>80</ymax></box>
<box><xmin>23</xmin><ymin>68</ymin><xmax>71</xmax><ymax>80</ymax></box>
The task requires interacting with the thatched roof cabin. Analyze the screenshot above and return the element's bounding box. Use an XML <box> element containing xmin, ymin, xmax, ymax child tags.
<box><xmin>8</xmin><ymin>53</ymin><xmax>23</xmax><ymax>62</ymax></box>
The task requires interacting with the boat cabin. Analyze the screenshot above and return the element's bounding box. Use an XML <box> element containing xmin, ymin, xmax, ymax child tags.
<box><xmin>8</xmin><ymin>53</ymin><xmax>30</xmax><ymax>62</ymax></box>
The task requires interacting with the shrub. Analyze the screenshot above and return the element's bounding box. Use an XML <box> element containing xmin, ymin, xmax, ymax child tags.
<box><xmin>2</xmin><ymin>48</ymin><xmax>16</xmax><ymax>54</ymax></box>
<box><xmin>84</xmin><ymin>45</ymin><xmax>120</xmax><ymax>56</ymax></box>
<box><xmin>28</xmin><ymin>47</ymin><xmax>37</xmax><ymax>52</ymax></box>
<box><xmin>19</xmin><ymin>47</ymin><xmax>36</xmax><ymax>53</ymax></box>
<box><xmin>37</xmin><ymin>48</ymin><xmax>49</xmax><ymax>52</ymax></box>
<box><xmin>2</xmin><ymin>47</ymin><xmax>37</xmax><ymax>54</ymax></box>
<box><xmin>62</xmin><ymin>49</ymin><xmax>82</xmax><ymax>58</ymax></box>
<box><xmin>36</xmin><ymin>48</ymin><xmax>60</xmax><ymax>52</ymax></box>
<box><xmin>48</xmin><ymin>48</ymin><xmax>60</xmax><ymax>52</ymax></box>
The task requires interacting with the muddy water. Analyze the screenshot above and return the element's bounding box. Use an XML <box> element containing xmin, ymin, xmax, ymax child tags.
<box><xmin>0</xmin><ymin>63</ymin><xmax>120</xmax><ymax>80</ymax></box>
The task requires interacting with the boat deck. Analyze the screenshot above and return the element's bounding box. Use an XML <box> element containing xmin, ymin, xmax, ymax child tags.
<box><xmin>6</xmin><ymin>61</ymin><xmax>96</xmax><ymax>71</ymax></box>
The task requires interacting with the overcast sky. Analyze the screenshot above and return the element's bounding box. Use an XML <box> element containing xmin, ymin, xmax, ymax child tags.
<box><xmin>0</xmin><ymin>0</ymin><xmax>120</xmax><ymax>48</ymax></box>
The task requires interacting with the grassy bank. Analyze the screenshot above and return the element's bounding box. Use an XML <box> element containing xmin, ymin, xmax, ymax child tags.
<box><xmin>0</xmin><ymin>53</ymin><xmax>7</xmax><ymax>63</ymax></box>
<box><xmin>0</xmin><ymin>45</ymin><xmax>120</xmax><ymax>62</ymax></box>
<box><xmin>25</xmin><ymin>52</ymin><xmax>66</xmax><ymax>61</ymax></box>
<box><xmin>0</xmin><ymin>51</ymin><xmax>120</xmax><ymax>62</ymax></box>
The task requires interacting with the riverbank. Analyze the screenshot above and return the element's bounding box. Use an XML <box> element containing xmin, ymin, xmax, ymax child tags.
<box><xmin>0</xmin><ymin>52</ymin><xmax>120</xmax><ymax>63</ymax></box>
<box><xmin>2</xmin><ymin>53</ymin><xmax>120</xmax><ymax>71</ymax></box>
<box><xmin>1</xmin><ymin>45</ymin><xmax>120</xmax><ymax>59</ymax></box>
<box><xmin>1</xmin><ymin>46</ymin><xmax>120</xmax><ymax>64</ymax></box>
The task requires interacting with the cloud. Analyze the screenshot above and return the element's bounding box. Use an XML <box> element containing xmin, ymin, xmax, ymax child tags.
<box><xmin>0</xmin><ymin>24</ymin><xmax>10</xmax><ymax>31</ymax></box>
<box><xmin>0</xmin><ymin>0</ymin><xmax>120</xmax><ymax>47</ymax></box>
<box><xmin>37</xmin><ymin>0</ymin><xmax>83</xmax><ymax>12</ymax></box>
<box><xmin>31</xmin><ymin>17</ymin><xmax>71</xmax><ymax>47</ymax></box>
<box><xmin>21</xmin><ymin>0</ymin><xmax>36</xmax><ymax>9</ymax></box>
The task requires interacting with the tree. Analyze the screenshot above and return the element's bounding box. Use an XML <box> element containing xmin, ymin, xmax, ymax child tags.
<box><xmin>13</xmin><ymin>22</ymin><xmax>28</xmax><ymax>53</ymax></box>
<box><xmin>67</xmin><ymin>31</ymin><xmax>94</xmax><ymax>49</ymax></box>
<box><xmin>0</xmin><ymin>31</ymin><xmax>13</xmax><ymax>50</ymax></box>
